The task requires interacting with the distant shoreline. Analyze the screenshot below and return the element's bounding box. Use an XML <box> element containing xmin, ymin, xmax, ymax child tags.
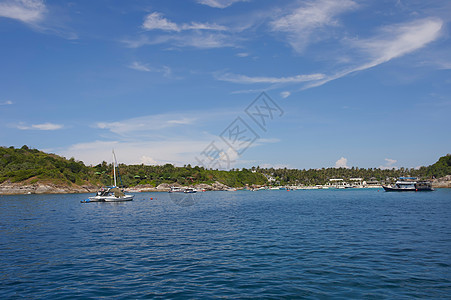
<box><xmin>1</xmin><ymin>178</ymin><xmax>450</xmax><ymax>195</ymax></box>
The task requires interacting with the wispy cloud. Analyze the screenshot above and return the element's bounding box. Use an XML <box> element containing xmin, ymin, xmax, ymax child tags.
<box><xmin>216</xmin><ymin>72</ymin><xmax>325</xmax><ymax>84</ymax></box>
<box><xmin>96</xmin><ymin>114</ymin><xmax>197</xmax><ymax>136</ymax></box>
<box><xmin>303</xmin><ymin>18</ymin><xmax>444</xmax><ymax>89</ymax></box>
<box><xmin>0</xmin><ymin>0</ymin><xmax>77</xmax><ymax>39</ymax></box>
<box><xmin>271</xmin><ymin>0</ymin><xmax>357</xmax><ymax>53</ymax></box>
<box><xmin>128</xmin><ymin>61</ymin><xmax>151</xmax><ymax>72</ymax></box>
<box><xmin>123</xmin><ymin>11</ymin><xmax>235</xmax><ymax>49</ymax></box>
<box><xmin>142</xmin><ymin>12</ymin><xmax>227</xmax><ymax>32</ymax></box>
<box><xmin>196</xmin><ymin>0</ymin><xmax>248</xmax><ymax>9</ymax></box>
<box><xmin>16</xmin><ymin>122</ymin><xmax>63</xmax><ymax>130</ymax></box>
<box><xmin>379</xmin><ymin>158</ymin><xmax>398</xmax><ymax>170</ymax></box>
<box><xmin>0</xmin><ymin>100</ymin><xmax>13</xmax><ymax>105</ymax></box>
<box><xmin>0</xmin><ymin>0</ymin><xmax>46</xmax><ymax>24</ymax></box>
<box><xmin>352</xmin><ymin>18</ymin><xmax>443</xmax><ymax>68</ymax></box>
<box><xmin>122</xmin><ymin>32</ymin><xmax>237</xmax><ymax>49</ymax></box>
<box><xmin>127</xmin><ymin>61</ymin><xmax>173</xmax><ymax>77</ymax></box>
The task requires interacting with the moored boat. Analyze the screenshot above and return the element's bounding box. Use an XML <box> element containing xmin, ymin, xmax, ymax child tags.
<box><xmin>168</xmin><ymin>186</ymin><xmax>197</xmax><ymax>193</ymax></box>
<box><xmin>382</xmin><ymin>177</ymin><xmax>433</xmax><ymax>192</ymax></box>
<box><xmin>83</xmin><ymin>150</ymin><xmax>134</xmax><ymax>202</ymax></box>
<box><xmin>86</xmin><ymin>186</ymin><xmax>134</xmax><ymax>202</ymax></box>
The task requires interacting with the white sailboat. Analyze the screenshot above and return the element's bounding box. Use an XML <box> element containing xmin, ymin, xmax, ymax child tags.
<box><xmin>85</xmin><ymin>150</ymin><xmax>134</xmax><ymax>202</ymax></box>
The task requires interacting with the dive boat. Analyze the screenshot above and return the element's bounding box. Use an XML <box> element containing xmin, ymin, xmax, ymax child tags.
<box><xmin>382</xmin><ymin>177</ymin><xmax>433</xmax><ymax>192</ymax></box>
<box><xmin>83</xmin><ymin>150</ymin><xmax>134</xmax><ymax>202</ymax></box>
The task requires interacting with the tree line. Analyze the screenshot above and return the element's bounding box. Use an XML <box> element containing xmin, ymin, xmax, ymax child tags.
<box><xmin>0</xmin><ymin>146</ymin><xmax>449</xmax><ymax>187</ymax></box>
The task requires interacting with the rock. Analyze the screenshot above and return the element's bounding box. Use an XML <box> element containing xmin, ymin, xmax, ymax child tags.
<box><xmin>194</xmin><ymin>183</ymin><xmax>213</xmax><ymax>191</ymax></box>
<box><xmin>156</xmin><ymin>183</ymin><xmax>171</xmax><ymax>191</ymax></box>
<box><xmin>432</xmin><ymin>175</ymin><xmax>451</xmax><ymax>188</ymax></box>
<box><xmin>211</xmin><ymin>181</ymin><xmax>231</xmax><ymax>191</ymax></box>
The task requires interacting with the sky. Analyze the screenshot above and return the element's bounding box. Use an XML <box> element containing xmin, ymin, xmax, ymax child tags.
<box><xmin>0</xmin><ymin>0</ymin><xmax>450</xmax><ymax>170</ymax></box>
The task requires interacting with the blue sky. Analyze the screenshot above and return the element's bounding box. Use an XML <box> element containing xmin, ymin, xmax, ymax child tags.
<box><xmin>0</xmin><ymin>0</ymin><xmax>450</xmax><ymax>170</ymax></box>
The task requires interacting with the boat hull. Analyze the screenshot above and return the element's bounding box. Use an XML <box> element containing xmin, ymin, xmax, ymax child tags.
<box><xmin>382</xmin><ymin>186</ymin><xmax>433</xmax><ymax>192</ymax></box>
<box><xmin>88</xmin><ymin>195</ymin><xmax>134</xmax><ymax>202</ymax></box>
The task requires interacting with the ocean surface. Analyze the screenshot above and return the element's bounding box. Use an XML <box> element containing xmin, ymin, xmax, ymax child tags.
<box><xmin>1</xmin><ymin>188</ymin><xmax>450</xmax><ymax>299</ymax></box>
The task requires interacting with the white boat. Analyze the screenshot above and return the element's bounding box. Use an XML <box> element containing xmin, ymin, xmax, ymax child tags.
<box><xmin>169</xmin><ymin>186</ymin><xmax>184</xmax><ymax>193</ymax></box>
<box><xmin>84</xmin><ymin>150</ymin><xmax>134</xmax><ymax>202</ymax></box>
<box><xmin>184</xmin><ymin>187</ymin><xmax>197</xmax><ymax>193</ymax></box>
<box><xmin>88</xmin><ymin>186</ymin><xmax>134</xmax><ymax>202</ymax></box>
<box><xmin>169</xmin><ymin>187</ymin><xmax>197</xmax><ymax>193</ymax></box>
<box><xmin>382</xmin><ymin>177</ymin><xmax>433</xmax><ymax>192</ymax></box>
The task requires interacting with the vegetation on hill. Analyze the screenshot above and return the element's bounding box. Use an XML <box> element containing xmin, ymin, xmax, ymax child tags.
<box><xmin>0</xmin><ymin>146</ymin><xmax>449</xmax><ymax>188</ymax></box>
<box><xmin>0</xmin><ymin>145</ymin><xmax>97</xmax><ymax>186</ymax></box>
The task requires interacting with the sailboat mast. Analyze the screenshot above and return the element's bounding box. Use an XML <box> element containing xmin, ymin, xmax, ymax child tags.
<box><xmin>112</xmin><ymin>150</ymin><xmax>117</xmax><ymax>187</ymax></box>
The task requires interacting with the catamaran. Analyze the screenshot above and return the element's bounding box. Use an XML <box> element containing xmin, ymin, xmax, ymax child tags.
<box><xmin>83</xmin><ymin>150</ymin><xmax>134</xmax><ymax>202</ymax></box>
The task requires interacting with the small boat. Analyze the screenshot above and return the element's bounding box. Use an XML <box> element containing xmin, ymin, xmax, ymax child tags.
<box><xmin>184</xmin><ymin>188</ymin><xmax>197</xmax><ymax>193</ymax></box>
<box><xmin>168</xmin><ymin>187</ymin><xmax>197</xmax><ymax>193</ymax></box>
<box><xmin>382</xmin><ymin>177</ymin><xmax>433</xmax><ymax>192</ymax></box>
<box><xmin>86</xmin><ymin>186</ymin><xmax>134</xmax><ymax>202</ymax></box>
<box><xmin>84</xmin><ymin>150</ymin><xmax>134</xmax><ymax>202</ymax></box>
<box><xmin>169</xmin><ymin>187</ymin><xmax>184</xmax><ymax>193</ymax></box>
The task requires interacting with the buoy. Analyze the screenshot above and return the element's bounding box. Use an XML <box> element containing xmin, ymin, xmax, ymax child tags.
<box><xmin>150</xmin><ymin>197</ymin><xmax>153</xmax><ymax>200</ymax></box>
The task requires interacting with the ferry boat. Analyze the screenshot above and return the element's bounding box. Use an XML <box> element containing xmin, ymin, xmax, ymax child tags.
<box><xmin>382</xmin><ymin>177</ymin><xmax>433</xmax><ymax>192</ymax></box>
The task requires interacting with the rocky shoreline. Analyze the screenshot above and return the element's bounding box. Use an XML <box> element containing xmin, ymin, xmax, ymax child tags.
<box><xmin>0</xmin><ymin>180</ymin><xmax>233</xmax><ymax>195</ymax></box>
<box><xmin>0</xmin><ymin>181</ymin><xmax>98</xmax><ymax>195</ymax></box>
<box><xmin>432</xmin><ymin>175</ymin><xmax>451</xmax><ymax>188</ymax></box>
<box><xmin>1</xmin><ymin>177</ymin><xmax>450</xmax><ymax>195</ymax></box>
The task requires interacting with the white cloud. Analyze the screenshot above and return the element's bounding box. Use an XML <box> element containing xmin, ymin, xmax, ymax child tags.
<box><xmin>197</xmin><ymin>0</ymin><xmax>248</xmax><ymax>9</ymax></box>
<box><xmin>0</xmin><ymin>0</ymin><xmax>46</xmax><ymax>24</ymax></box>
<box><xmin>260</xmin><ymin>163</ymin><xmax>290</xmax><ymax>169</ymax></box>
<box><xmin>142</xmin><ymin>12</ymin><xmax>227</xmax><ymax>32</ymax></box>
<box><xmin>59</xmin><ymin>108</ymin><xmax>268</xmax><ymax>167</ymax></box>
<box><xmin>379</xmin><ymin>158</ymin><xmax>398</xmax><ymax>170</ymax></box>
<box><xmin>140</xmin><ymin>155</ymin><xmax>159</xmax><ymax>165</ymax></box>
<box><xmin>16</xmin><ymin>122</ymin><xmax>63</xmax><ymax>130</ymax></box>
<box><xmin>142</xmin><ymin>12</ymin><xmax>179</xmax><ymax>31</ymax></box>
<box><xmin>271</xmin><ymin>0</ymin><xmax>357</xmax><ymax>52</ymax></box>
<box><xmin>335</xmin><ymin>157</ymin><xmax>349</xmax><ymax>168</ymax></box>
<box><xmin>216</xmin><ymin>72</ymin><xmax>325</xmax><ymax>84</ymax></box>
<box><xmin>236</xmin><ymin>52</ymin><xmax>249</xmax><ymax>57</ymax></box>
<box><xmin>280</xmin><ymin>91</ymin><xmax>290</xmax><ymax>98</ymax></box>
<box><xmin>0</xmin><ymin>100</ymin><xmax>13</xmax><ymax>105</ymax></box>
<box><xmin>59</xmin><ymin>139</ymin><xmax>213</xmax><ymax>167</ymax></box>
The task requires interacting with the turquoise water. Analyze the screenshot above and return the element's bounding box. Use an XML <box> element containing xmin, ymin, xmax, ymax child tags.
<box><xmin>1</xmin><ymin>189</ymin><xmax>450</xmax><ymax>298</ymax></box>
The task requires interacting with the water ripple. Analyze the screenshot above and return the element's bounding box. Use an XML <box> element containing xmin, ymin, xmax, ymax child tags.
<box><xmin>0</xmin><ymin>190</ymin><xmax>450</xmax><ymax>298</ymax></box>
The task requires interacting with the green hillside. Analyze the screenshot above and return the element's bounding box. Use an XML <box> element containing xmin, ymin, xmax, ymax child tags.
<box><xmin>0</xmin><ymin>145</ymin><xmax>97</xmax><ymax>186</ymax></box>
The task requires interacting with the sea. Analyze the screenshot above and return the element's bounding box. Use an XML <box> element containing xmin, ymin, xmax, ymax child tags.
<box><xmin>1</xmin><ymin>188</ymin><xmax>450</xmax><ymax>299</ymax></box>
